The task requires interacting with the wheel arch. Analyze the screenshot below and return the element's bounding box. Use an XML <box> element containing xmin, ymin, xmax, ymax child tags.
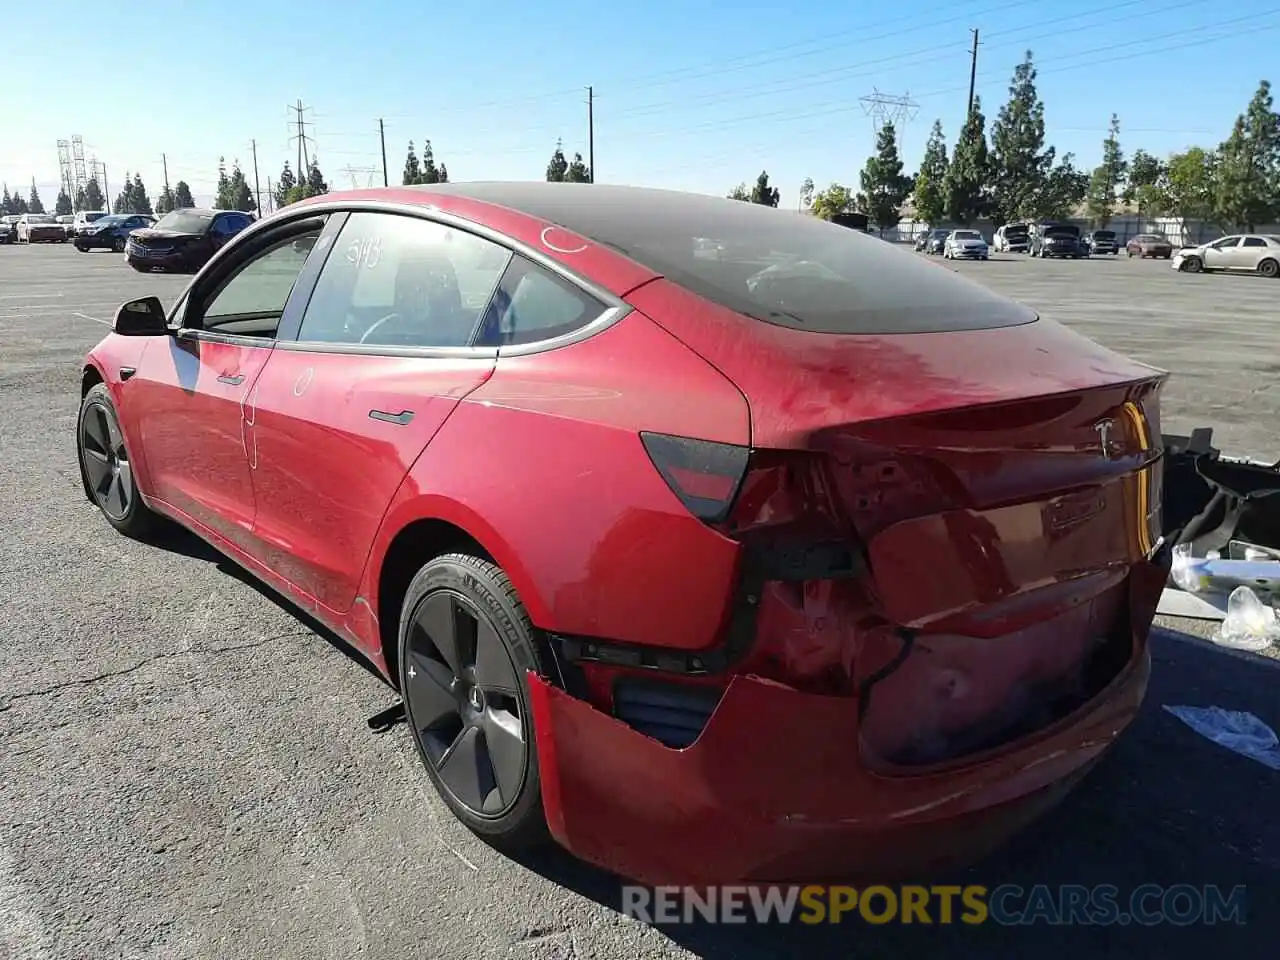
<box><xmin>370</xmin><ymin>497</ymin><xmax>551</xmax><ymax>691</ymax></box>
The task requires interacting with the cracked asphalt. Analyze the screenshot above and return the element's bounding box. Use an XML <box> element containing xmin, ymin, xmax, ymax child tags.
<box><xmin>0</xmin><ymin>243</ymin><xmax>1276</xmax><ymax>959</ymax></box>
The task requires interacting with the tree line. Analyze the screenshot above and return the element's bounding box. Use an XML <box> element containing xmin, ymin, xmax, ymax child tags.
<box><xmin>730</xmin><ymin>53</ymin><xmax>1278</xmax><ymax>236</ymax></box>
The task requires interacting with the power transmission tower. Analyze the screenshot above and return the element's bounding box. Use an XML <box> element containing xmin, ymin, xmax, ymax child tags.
<box><xmin>56</xmin><ymin>140</ymin><xmax>74</xmax><ymax>202</ymax></box>
<box><xmin>859</xmin><ymin>88</ymin><xmax>919</xmax><ymax>157</ymax></box>
<box><xmin>288</xmin><ymin>100</ymin><xmax>315</xmax><ymax>178</ymax></box>
<box><xmin>71</xmin><ymin>136</ymin><xmax>89</xmax><ymax>199</ymax></box>
<box><xmin>340</xmin><ymin>164</ymin><xmax>380</xmax><ymax>189</ymax></box>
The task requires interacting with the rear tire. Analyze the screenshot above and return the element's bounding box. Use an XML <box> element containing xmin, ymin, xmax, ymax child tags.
<box><xmin>1257</xmin><ymin>258</ymin><xmax>1278</xmax><ymax>278</ymax></box>
<box><xmin>111</xmin><ymin>237</ymin><xmax>125</xmax><ymax>253</ymax></box>
<box><xmin>77</xmin><ymin>383</ymin><xmax>161</xmax><ymax>539</ymax></box>
<box><xmin>398</xmin><ymin>553</ymin><xmax>550</xmax><ymax>853</ymax></box>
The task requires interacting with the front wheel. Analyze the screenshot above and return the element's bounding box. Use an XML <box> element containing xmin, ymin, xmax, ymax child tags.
<box><xmin>111</xmin><ymin>237</ymin><xmax>125</xmax><ymax>253</ymax></box>
<box><xmin>1182</xmin><ymin>256</ymin><xmax>1204</xmax><ymax>273</ymax></box>
<box><xmin>77</xmin><ymin>383</ymin><xmax>161</xmax><ymax>539</ymax></box>
<box><xmin>398</xmin><ymin>553</ymin><xmax>549</xmax><ymax>852</ymax></box>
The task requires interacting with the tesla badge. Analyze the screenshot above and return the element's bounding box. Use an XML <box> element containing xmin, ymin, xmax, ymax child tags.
<box><xmin>1094</xmin><ymin>418</ymin><xmax>1116</xmax><ymax>460</ymax></box>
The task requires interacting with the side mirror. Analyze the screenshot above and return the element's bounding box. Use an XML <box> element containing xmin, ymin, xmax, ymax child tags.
<box><xmin>113</xmin><ymin>296</ymin><xmax>169</xmax><ymax>336</ymax></box>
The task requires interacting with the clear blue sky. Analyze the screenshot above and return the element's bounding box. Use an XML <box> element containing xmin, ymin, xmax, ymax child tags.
<box><xmin>5</xmin><ymin>1</ymin><xmax>1277</xmax><ymax>211</ymax></box>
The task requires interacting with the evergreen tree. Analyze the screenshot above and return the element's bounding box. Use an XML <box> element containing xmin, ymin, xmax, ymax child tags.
<box><xmin>55</xmin><ymin>190</ymin><xmax>73</xmax><ymax>216</ymax></box>
<box><xmin>214</xmin><ymin>158</ymin><xmax>231</xmax><ymax>209</ymax></box>
<box><xmin>1</xmin><ymin>185</ymin><xmax>11</xmax><ymax>215</ymax></box>
<box><xmin>1214</xmin><ymin>80</ymin><xmax>1280</xmax><ymax>230</ymax></box>
<box><xmin>857</xmin><ymin>122</ymin><xmax>913</xmax><ymax>231</ymax></box>
<box><xmin>420</xmin><ymin>141</ymin><xmax>440</xmax><ymax>184</ymax></box>
<box><xmin>74</xmin><ymin>187</ymin><xmax>87</xmax><ymax>211</ymax></box>
<box><xmin>749</xmin><ymin>170</ymin><xmax>779</xmax><ymax>206</ymax></box>
<box><xmin>799</xmin><ymin>177</ymin><xmax>815</xmax><ymax>210</ymax></box>
<box><xmin>27</xmin><ymin>181</ymin><xmax>45</xmax><ymax>214</ymax></box>
<box><xmin>546</xmin><ymin>140</ymin><xmax>569</xmax><ymax>182</ymax></box>
<box><xmin>113</xmin><ymin>171</ymin><xmax>133</xmax><ymax>213</ymax></box>
<box><xmin>173</xmin><ymin>181</ymin><xmax>195</xmax><ymax>208</ymax></box>
<box><xmin>403</xmin><ymin>141</ymin><xmax>421</xmax><ymax>185</ymax></box>
<box><xmin>989</xmin><ymin>51</ymin><xmax>1055</xmax><ymax>223</ymax></box>
<box><xmin>1035</xmin><ymin>154</ymin><xmax>1090</xmax><ymax>220</ymax></box>
<box><xmin>912</xmin><ymin>119</ymin><xmax>949</xmax><ymax>225</ymax></box>
<box><xmin>11</xmin><ymin>194</ymin><xmax>28</xmax><ymax>215</ymax></box>
<box><xmin>228</xmin><ymin>163</ymin><xmax>255</xmax><ymax>212</ymax></box>
<box><xmin>1086</xmin><ymin>114</ymin><xmax>1127</xmax><ymax>226</ymax></box>
<box><xmin>275</xmin><ymin>163</ymin><xmax>297</xmax><ymax>208</ymax></box>
<box><xmin>131</xmin><ymin>173</ymin><xmax>153</xmax><ymax>215</ymax></box>
<box><xmin>944</xmin><ymin>98</ymin><xmax>989</xmax><ymax>225</ymax></box>
<box><xmin>727</xmin><ymin>183</ymin><xmax>750</xmax><ymax>201</ymax></box>
<box><xmin>1123</xmin><ymin>149</ymin><xmax>1167</xmax><ymax>217</ymax></box>
<box><xmin>306</xmin><ymin>160</ymin><xmax>328</xmax><ymax>195</ymax></box>
<box><xmin>437</xmin><ymin>162</ymin><xmax>449</xmax><ymax>183</ymax></box>
<box><xmin>83</xmin><ymin>178</ymin><xmax>105</xmax><ymax>211</ymax></box>
<box><xmin>155</xmin><ymin>186</ymin><xmax>176</xmax><ymax>214</ymax></box>
<box><xmin>565</xmin><ymin>153</ymin><xmax>592</xmax><ymax>184</ymax></box>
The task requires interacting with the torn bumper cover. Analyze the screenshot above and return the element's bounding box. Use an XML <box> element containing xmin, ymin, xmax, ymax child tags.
<box><xmin>527</xmin><ymin>562</ymin><xmax>1166</xmax><ymax>885</ymax></box>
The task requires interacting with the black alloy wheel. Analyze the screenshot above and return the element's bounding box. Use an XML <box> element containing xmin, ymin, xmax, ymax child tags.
<box><xmin>112</xmin><ymin>236</ymin><xmax>126</xmax><ymax>252</ymax></box>
<box><xmin>1183</xmin><ymin>256</ymin><xmax>1204</xmax><ymax>273</ymax></box>
<box><xmin>77</xmin><ymin>383</ymin><xmax>158</xmax><ymax>537</ymax></box>
<box><xmin>398</xmin><ymin>554</ymin><xmax>548</xmax><ymax>849</ymax></box>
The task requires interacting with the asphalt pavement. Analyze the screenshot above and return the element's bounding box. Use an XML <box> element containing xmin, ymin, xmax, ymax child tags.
<box><xmin>0</xmin><ymin>243</ymin><xmax>1276</xmax><ymax>959</ymax></box>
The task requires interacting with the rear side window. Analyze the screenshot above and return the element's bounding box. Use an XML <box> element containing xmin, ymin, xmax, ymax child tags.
<box><xmin>1242</xmin><ymin>237</ymin><xmax>1267</xmax><ymax>248</ymax></box>
<box><xmin>498</xmin><ymin>191</ymin><xmax>1034</xmax><ymax>334</ymax></box>
<box><xmin>474</xmin><ymin>256</ymin><xmax>607</xmax><ymax>347</ymax></box>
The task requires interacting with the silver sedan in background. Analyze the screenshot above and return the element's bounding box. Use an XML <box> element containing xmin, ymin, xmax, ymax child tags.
<box><xmin>1173</xmin><ymin>234</ymin><xmax>1280</xmax><ymax>277</ymax></box>
<box><xmin>943</xmin><ymin>228</ymin><xmax>990</xmax><ymax>260</ymax></box>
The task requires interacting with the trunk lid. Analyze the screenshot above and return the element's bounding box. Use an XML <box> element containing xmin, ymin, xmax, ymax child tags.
<box><xmin>628</xmin><ymin>279</ymin><xmax>1166</xmax><ymax>765</ymax></box>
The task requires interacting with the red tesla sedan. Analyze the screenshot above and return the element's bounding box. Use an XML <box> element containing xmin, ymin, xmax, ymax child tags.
<box><xmin>78</xmin><ymin>183</ymin><xmax>1170</xmax><ymax>884</ymax></box>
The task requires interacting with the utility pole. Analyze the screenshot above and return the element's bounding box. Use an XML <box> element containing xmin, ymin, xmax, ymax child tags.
<box><xmin>587</xmin><ymin>86</ymin><xmax>595</xmax><ymax>183</ymax></box>
<box><xmin>161</xmin><ymin>153</ymin><xmax>170</xmax><ymax>200</ymax></box>
<box><xmin>967</xmin><ymin>29</ymin><xmax>980</xmax><ymax>120</ymax></box>
<box><xmin>250</xmin><ymin>139</ymin><xmax>262</xmax><ymax>216</ymax></box>
<box><xmin>378</xmin><ymin>118</ymin><xmax>389</xmax><ymax>186</ymax></box>
<box><xmin>102</xmin><ymin>165</ymin><xmax>109</xmax><ymax>211</ymax></box>
<box><xmin>266</xmin><ymin>177</ymin><xmax>274</xmax><ymax>214</ymax></box>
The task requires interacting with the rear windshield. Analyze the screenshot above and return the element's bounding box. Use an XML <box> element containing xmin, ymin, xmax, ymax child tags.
<box><xmin>1003</xmin><ymin>224</ymin><xmax>1029</xmax><ymax>236</ymax></box>
<box><xmin>1044</xmin><ymin>225</ymin><xmax>1079</xmax><ymax>237</ymax></box>
<box><xmin>516</xmin><ymin>193</ymin><xmax>1035</xmax><ymax>334</ymax></box>
<box><xmin>1093</xmin><ymin>230</ymin><xmax>1116</xmax><ymax>239</ymax></box>
<box><xmin>81</xmin><ymin>211</ymin><xmax>106</xmax><ymax>222</ymax></box>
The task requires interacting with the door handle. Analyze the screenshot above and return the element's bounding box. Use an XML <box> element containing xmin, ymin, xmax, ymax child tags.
<box><xmin>217</xmin><ymin>374</ymin><xmax>245</xmax><ymax>386</ymax></box>
<box><xmin>369</xmin><ymin>409</ymin><xmax>414</xmax><ymax>425</ymax></box>
<box><xmin>119</xmin><ymin>366</ymin><xmax>136</xmax><ymax>381</ymax></box>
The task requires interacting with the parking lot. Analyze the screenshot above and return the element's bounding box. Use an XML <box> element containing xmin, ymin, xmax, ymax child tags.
<box><xmin>0</xmin><ymin>243</ymin><xmax>1276</xmax><ymax>959</ymax></box>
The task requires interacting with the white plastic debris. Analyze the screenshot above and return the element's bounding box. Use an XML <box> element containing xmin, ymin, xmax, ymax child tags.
<box><xmin>1211</xmin><ymin>586</ymin><xmax>1280</xmax><ymax>651</ymax></box>
<box><xmin>1163</xmin><ymin>705</ymin><xmax>1280</xmax><ymax>771</ymax></box>
<box><xmin>1170</xmin><ymin>543</ymin><xmax>1207</xmax><ymax>593</ymax></box>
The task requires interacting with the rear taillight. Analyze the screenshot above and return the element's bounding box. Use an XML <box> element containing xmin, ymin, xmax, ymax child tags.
<box><xmin>640</xmin><ymin>432</ymin><xmax>749</xmax><ymax>523</ymax></box>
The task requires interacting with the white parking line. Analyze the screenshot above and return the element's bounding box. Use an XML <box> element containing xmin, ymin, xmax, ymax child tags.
<box><xmin>0</xmin><ymin>292</ymin><xmax>63</xmax><ymax>301</ymax></box>
<box><xmin>72</xmin><ymin>312</ymin><xmax>111</xmax><ymax>326</ymax></box>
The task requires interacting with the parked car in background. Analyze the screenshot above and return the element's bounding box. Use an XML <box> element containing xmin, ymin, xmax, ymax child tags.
<box><xmin>125</xmin><ymin>208</ymin><xmax>254</xmax><ymax>272</ymax></box>
<box><xmin>921</xmin><ymin>227</ymin><xmax>951</xmax><ymax>255</ymax></box>
<box><xmin>74</xmin><ymin>213</ymin><xmax>157</xmax><ymax>253</ymax></box>
<box><xmin>1173</xmin><ymin>234</ymin><xmax>1280</xmax><ymax>277</ymax></box>
<box><xmin>78</xmin><ymin>181</ymin><xmax>1172</xmax><ymax>885</ymax></box>
<box><xmin>943</xmin><ymin>228</ymin><xmax>989</xmax><ymax>260</ymax></box>
<box><xmin>16</xmin><ymin>213</ymin><xmax>66</xmax><ymax>243</ymax></box>
<box><xmin>0</xmin><ymin>215</ymin><xmax>17</xmax><ymax>244</ymax></box>
<box><xmin>72</xmin><ymin>210</ymin><xmax>109</xmax><ymax>238</ymax></box>
<box><xmin>1083</xmin><ymin>229</ymin><xmax>1119</xmax><ymax>255</ymax></box>
<box><xmin>1126</xmin><ymin>234</ymin><xmax>1174</xmax><ymax>259</ymax></box>
<box><xmin>993</xmin><ymin>221</ymin><xmax>1031</xmax><ymax>253</ymax></box>
<box><xmin>56</xmin><ymin>214</ymin><xmax>75</xmax><ymax>240</ymax></box>
<box><xmin>1030</xmin><ymin>222</ymin><xmax>1085</xmax><ymax>258</ymax></box>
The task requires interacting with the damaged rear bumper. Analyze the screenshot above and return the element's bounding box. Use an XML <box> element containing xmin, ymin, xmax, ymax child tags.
<box><xmin>527</xmin><ymin>562</ymin><xmax>1165</xmax><ymax>885</ymax></box>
